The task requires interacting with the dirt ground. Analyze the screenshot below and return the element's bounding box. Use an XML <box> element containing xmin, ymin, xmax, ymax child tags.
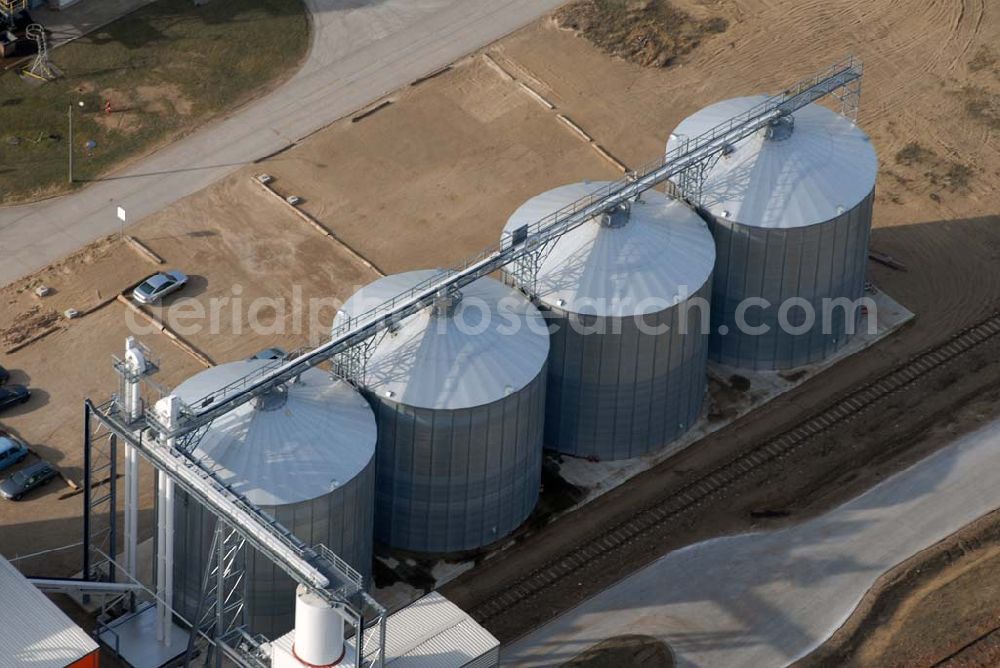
<box><xmin>128</xmin><ymin>175</ymin><xmax>378</xmax><ymax>358</ymax></box>
<box><xmin>0</xmin><ymin>0</ymin><xmax>998</xmax><ymax>657</ymax></box>
<box><xmin>260</xmin><ymin>55</ymin><xmax>622</xmax><ymax>274</ymax></box>
<box><xmin>0</xmin><ymin>305</ymin><xmax>202</xmax><ymax>576</ymax></box>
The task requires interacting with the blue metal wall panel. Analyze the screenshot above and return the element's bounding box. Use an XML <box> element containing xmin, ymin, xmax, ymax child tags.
<box><xmin>370</xmin><ymin>366</ymin><xmax>546</xmax><ymax>553</ymax></box>
<box><xmin>542</xmin><ymin>278</ymin><xmax>712</xmax><ymax>460</ymax></box>
<box><xmin>706</xmin><ymin>191</ymin><xmax>874</xmax><ymax>369</ymax></box>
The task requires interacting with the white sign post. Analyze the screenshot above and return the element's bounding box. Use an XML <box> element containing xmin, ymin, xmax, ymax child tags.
<box><xmin>117</xmin><ymin>205</ymin><xmax>126</xmax><ymax>239</ymax></box>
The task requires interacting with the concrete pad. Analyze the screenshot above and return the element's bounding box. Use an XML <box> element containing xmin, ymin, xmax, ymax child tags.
<box><xmin>502</xmin><ymin>419</ymin><xmax>1000</xmax><ymax>667</ymax></box>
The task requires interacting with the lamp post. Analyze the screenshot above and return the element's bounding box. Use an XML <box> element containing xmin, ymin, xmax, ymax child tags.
<box><xmin>68</xmin><ymin>100</ymin><xmax>84</xmax><ymax>183</ymax></box>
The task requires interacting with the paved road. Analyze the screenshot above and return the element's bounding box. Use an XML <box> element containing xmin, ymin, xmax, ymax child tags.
<box><xmin>0</xmin><ymin>0</ymin><xmax>565</xmax><ymax>286</ymax></box>
<box><xmin>503</xmin><ymin>420</ymin><xmax>1000</xmax><ymax>667</ymax></box>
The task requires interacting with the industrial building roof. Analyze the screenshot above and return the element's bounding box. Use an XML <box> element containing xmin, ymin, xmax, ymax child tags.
<box><xmin>667</xmin><ymin>96</ymin><xmax>878</xmax><ymax>229</ymax></box>
<box><xmin>174</xmin><ymin>361</ymin><xmax>377</xmax><ymax>507</ymax></box>
<box><xmin>504</xmin><ymin>183</ymin><xmax>715</xmax><ymax>316</ymax></box>
<box><xmin>0</xmin><ymin>556</ymin><xmax>98</xmax><ymax>668</ymax></box>
<box><xmin>362</xmin><ymin>592</ymin><xmax>499</xmax><ymax>667</ymax></box>
<box><xmin>335</xmin><ymin>271</ymin><xmax>549</xmax><ymax>411</ymax></box>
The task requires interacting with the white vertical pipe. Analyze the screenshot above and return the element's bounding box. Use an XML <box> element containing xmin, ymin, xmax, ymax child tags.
<box><xmin>154</xmin><ymin>395</ymin><xmax>179</xmax><ymax>647</ymax></box>
<box><xmin>122</xmin><ymin>338</ymin><xmax>145</xmax><ymax>585</ymax></box>
<box><xmin>156</xmin><ymin>469</ymin><xmax>166</xmax><ymax>643</ymax></box>
<box><xmin>163</xmin><ymin>476</ymin><xmax>174</xmax><ymax>648</ymax></box>
<box><xmin>124</xmin><ymin>446</ymin><xmax>138</xmax><ymax>581</ymax></box>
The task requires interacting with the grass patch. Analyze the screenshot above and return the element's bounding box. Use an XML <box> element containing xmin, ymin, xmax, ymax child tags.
<box><xmin>894</xmin><ymin>141</ymin><xmax>935</xmax><ymax>167</ymax></box>
<box><xmin>894</xmin><ymin>141</ymin><xmax>975</xmax><ymax>192</ymax></box>
<box><xmin>555</xmin><ymin>0</ymin><xmax>727</xmax><ymax>68</ymax></box>
<box><xmin>968</xmin><ymin>46</ymin><xmax>997</xmax><ymax>74</ymax></box>
<box><xmin>0</xmin><ymin>0</ymin><xmax>308</xmax><ymax>204</ymax></box>
<box><xmin>960</xmin><ymin>85</ymin><xmax>1000</xmax><ymax>130</ymax></box>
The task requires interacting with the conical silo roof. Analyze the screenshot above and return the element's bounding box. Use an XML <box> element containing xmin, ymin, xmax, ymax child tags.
<box><xmin>667</xmin><ymin>96</ymin><xmax>878</xmax><ymax>229</ymax></box>
<box><xmin>334</xmin><ymin>270</ymin><xmax>549</xmax><ymax>411</ymax></box>
<box><xmin>173</xmin><ymin>360</ymin><xmax>377</xmax><ymax>507</ymax></box>
<box><xmin>503</xmin><ymin>183</ymin><xmax>715</xmax><ymax>317</ymax></box>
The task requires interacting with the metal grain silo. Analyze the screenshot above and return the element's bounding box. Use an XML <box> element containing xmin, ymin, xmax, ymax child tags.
<box><xmin>503</xmin><ymin>183</ymin><xmax>716</xmax><ymax>460</ymax></box>
<box><xmin>334</xmin><ymin>270</ymin><xmax>549</xmax><ymax>554</ymax></box>
<box><xmin>667</xmin><ymin>96</ymin><xmax>878</xmax><ymax>369</ymax></box>
<box><xmin>170</xmin><ymin>360</ymin><xmax>377</xmax><ymax>639</ymax></box>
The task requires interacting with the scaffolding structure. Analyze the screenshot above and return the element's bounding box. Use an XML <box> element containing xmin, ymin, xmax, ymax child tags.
<box><xmin>24</xmin><ymin>24</ymin><xmax>57</xmax><ymax>81</ymax></box>
<box><xmin>82</xmin><ymin>57</ymin><xmax>864</xmax><ymax>667</ymax></box>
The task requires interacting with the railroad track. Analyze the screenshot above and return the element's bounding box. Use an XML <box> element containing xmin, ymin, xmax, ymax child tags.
<box><xmin>471</xmin><ymin>310</ymin><xmax>1000</xmax><ymax>625</ymax></box>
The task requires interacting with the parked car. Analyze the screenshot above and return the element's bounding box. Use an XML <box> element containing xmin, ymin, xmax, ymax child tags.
<box><xmin>0</xmin><ymin>365</ymin><xmax>8</xmax><ymax>385</ymax></box>
<box><xmin>132</xmin><ymin>270</ymin><xmax>188</xmax><ymax>305</ymax></box>
<box><xmin>248</xmin><ymin>347</ymin><xmax>287</xmax><ymax>361</ymax></box>
<box><xmin>0</xmin><ymin>435</ymin><xmax>28</xmax><ymax>472</ymax></box>
<box><xmin>0</xmin><ymin>384</ymin><xmax>30</xmax><ymax>413</ymax></box>
<box><xmin>0</xmin><ymin>460</ymin><xmax>57</xmax><ymax>501</ymax></box>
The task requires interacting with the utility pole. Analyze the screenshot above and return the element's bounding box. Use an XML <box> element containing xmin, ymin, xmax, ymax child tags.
<box><xmin>67</xmin><ymin>103</ymin><xmax>73</xmax><ymax>183</ymax></box>
<box><xmin>68</xmin><ymin>100</ymin><xmax>84</xmax><ymax>183</ymax></box>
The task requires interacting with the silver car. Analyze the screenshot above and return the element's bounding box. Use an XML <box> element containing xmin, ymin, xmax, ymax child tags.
<box><xmin>132</xmin><ymin>270</ymin><xmax>188</xmax><ymax>305</ymax></box>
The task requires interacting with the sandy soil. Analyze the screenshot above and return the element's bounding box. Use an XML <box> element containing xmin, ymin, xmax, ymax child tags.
<box><xmin>128</xmin><ymin>175</ymin><xmax>378</xmax><ymax>360</ymax></box>
<box><xmin>0</xmin><ymin>305</ymin><xmax>202</xmax><ymax>576</ymax></box>
<box><xmin>0</xmin><ymin>236</ymin><xmax>153</xmax><ymax>348</ymax></box>
<box><xmin>260</xmin><ymin>55</ymin><xmax>622</xmax><ymax>274</ymax></box>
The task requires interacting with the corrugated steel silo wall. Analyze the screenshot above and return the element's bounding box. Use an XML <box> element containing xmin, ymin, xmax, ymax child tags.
<box><xmin>172</xmin><ymin>458</ymin><xmax>375</xmax><ymax>638</ymax></box>
<box><xmin>707</xmin><ymin>190</ymin><xmax>873</xmax><ymax>369</ymax></box>
<box><xmin>542</xmin><ymin>278</ymin><xmax>712</xmax><ymax>460</ymax></box>
<box><xmin>369</xmin><ymin>365</ymin><xmax>546</xmax><ymax>553</ymax></box>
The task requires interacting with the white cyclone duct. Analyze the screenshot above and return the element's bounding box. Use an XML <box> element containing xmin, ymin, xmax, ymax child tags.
<box><xmin>291</xmin><ymin>585</ymin><xmax>345</xmax><ymax>666</ymax></box>
<box><xmin>335</xmin><ymin>270</ymin><xmax>549</xmax><ymax>553</ymax></box>
<box><xmin>668</xmin><ymin>96</ymin><xmax>878</xmax><ymax>369</ymax></box>
<box><xmin>171</xmin><ymin>360</ymin><xmax>377</xmax><ymax>639</ymax></box>
<box><xmin>503</xmin><ymin>183</ymin><xmax>716</xmax><ymax>460</ymax></box>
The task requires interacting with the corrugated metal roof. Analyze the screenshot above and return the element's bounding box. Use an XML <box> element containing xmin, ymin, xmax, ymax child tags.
<box><xmin>504</xmin><ymin>183</ymin><xmax>715</xmax><ymax>316</ymax></box>
<box><xmin>667</xmin><ymin>96</ymin><xmax>878</xmax><ymax>229</ymax></box>
<box><xmin>367</xmin><ymin>592</ymin><xmax>499</xmax><ymax>667</ymax></box>
<box><xmin>335</xmin><ymin>271</ymin><xmax>549</xmax><ymax>411</ymax></box>
<box><xmin>174</xmin><ymin>361</ymin><xmax>377</xmax><ymax>506</ymax></box>
<box><xmin>0</xmin><ymin>556</ymin><xmax>98</xmax><ymax>667</ymax></box>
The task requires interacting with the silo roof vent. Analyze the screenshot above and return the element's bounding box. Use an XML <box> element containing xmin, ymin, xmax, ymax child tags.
<box><xmin>432</xmin><ymin>287</ymin><xmax>463</xmax><ymax>317</ymax></box>
<box><xmin>764</xmin><ymin>114</ymin><xmax>795</xmax><ymax>141</ymax></box>
<box><xmin>599</xmin><ymin>201</ymin><xmax>631</xmax><ymax>228</ymax></box>
<box><xmin>253</xmin><ymin>384</ymin><xmax>289</xmax><ymax>412</ymax></box>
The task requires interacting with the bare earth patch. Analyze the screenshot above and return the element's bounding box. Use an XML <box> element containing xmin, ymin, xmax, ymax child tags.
<box><xmin>0</xmin><ymin>305</ymin><xmax>60</xmax><ymax>348</ymax></box>
<box><xmin>555</xmin><ymin>0</ymin><xmax>727</xmax><ymax>67</ymax></box>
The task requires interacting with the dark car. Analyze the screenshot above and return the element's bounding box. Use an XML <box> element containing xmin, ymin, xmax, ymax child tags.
<box><xmin>132</xmin><ymin>270</ymin><xmax>188</xmax><ymax>305</ymax></box>
<box><xmin>0</xmin><ymin>435</ymin><xmax>28</xmax><ymax>472</ymax></box>
<box><xmin>0</xmin><ymin>384</ymin><xmax>30</xmax><ymax>413</ymax></box>
<box><xmin>0</xmin><ymin>365</ymin><xmax>8</xmax><ymax>385</ymax></box>
<box><xmin>0</xmin><ymin>460</ymin><xmax>57</xmax><ymax>500</ymax></box>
